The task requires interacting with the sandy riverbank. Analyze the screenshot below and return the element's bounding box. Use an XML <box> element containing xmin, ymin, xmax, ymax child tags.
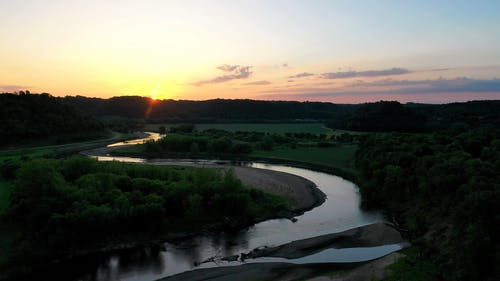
<box><xmin>159</xmin><ymin>223</ymin><xmax>407</xmax><ymax>281</ymax></box>
<box><xmin>158</xmin><ymin>253</ymin><xmax>403</xmax><ymax>281</ymax></box>
<box><xmin>241</xmin><ymin>222</ymin><xmax>405</xmax><ymax>259</ymax></box>
<box><xmin>233</xmin><ymin>166</ymin><xmax>325</xmax><ymax>213</ymax></box>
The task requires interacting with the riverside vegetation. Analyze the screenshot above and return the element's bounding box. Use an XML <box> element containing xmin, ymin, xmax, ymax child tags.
<box><xmin>0</xmin><ymin>157</ymin><xmax>289</xmax><ymax>276</ymax></box>
<box><xmin>112</xmin><ymin>124</ymin><xmax>363</xmax><ymax>178</ymax></box>
<box><xmin>355</xmin><ymin>129</ymin><xmax>499</xmax><ymax>281</ymax></box>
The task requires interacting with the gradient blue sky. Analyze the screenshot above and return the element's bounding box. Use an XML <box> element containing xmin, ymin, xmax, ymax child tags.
<box><xmin>1</xmin><ymin>0</ymin><xmax>499</xmax><ymax>102</ymax></box>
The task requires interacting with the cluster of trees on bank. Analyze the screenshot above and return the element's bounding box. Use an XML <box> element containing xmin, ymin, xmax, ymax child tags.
<box><xmin>0</xmin><ymin>93</ymin><xmax>106</xmax><ymax>146</ymax></box>
<box><xmin>0</xmin><ymin>157</ymin><xmax>289</xmax><ymax>270</ymax></box>
<box><xmin>144</xmin><ymin>133</ymin><xmax>253</xmax><ymax>155</ymax></box>
<box><xmin>355</xmin><ymin>129</ymin><xmax>500</xmax><ymax>280</ymax></box>
<box><xmin>123</xmin><ymin>127</ymin><xmax>362</xmax><ymax>158</ymax></box>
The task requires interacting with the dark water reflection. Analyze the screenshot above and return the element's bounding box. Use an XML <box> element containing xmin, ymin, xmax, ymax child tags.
<box><xmin>77</xmin><ymin>247</ymin><xmax>166</xmax><ymax>281</ymax></box>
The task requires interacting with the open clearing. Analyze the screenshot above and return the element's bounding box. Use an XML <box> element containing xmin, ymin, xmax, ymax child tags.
<box><xmin>252</xmin><ymin>145</ymin><xmax>358</xmax><ymax>174</ymax></box>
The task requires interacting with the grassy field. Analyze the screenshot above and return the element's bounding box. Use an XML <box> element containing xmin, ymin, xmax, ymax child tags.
<box><xmin>252</xmin><ymin>145</ymin><xmax>358</xmax><ymax>174</ymax></box>
<box><xmin>145</xmin><ymin>123</ymin><xmax>332</xmax><ymax>134</ymax></box>
<box><xmin>113</xmin><ymin>144</ymin><xmax>359</xmax><ymax>175</ymax></box>
<box><xmin>0</xmin><ymin>132</ymin><xmax>132</xmax><ymax>162</ymax></box>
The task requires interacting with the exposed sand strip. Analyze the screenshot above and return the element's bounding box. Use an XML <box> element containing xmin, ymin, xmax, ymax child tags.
<box><xmin>233</xmin><ymin>166</ymin><xmax>325</xmax><ymax>212</ymax></box>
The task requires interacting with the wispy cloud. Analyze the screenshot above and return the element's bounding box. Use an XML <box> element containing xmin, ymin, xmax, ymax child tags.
<box><xmin>351</xmin><ymin>77</ymin><xmax>500</xmax><ymax>93</ymax></box>
<box><xmin>217</xmin><ymin>64</ymin><xmax>241</xmax><ymax>72</ymax></box>
<box><xmin>256</xmin><ymin>77</ymin><xmax>500</xmax><ymax>100</ymax></box>
<box><xmin>289</xmin><ymin>72</ymin><xmax>315</xmax><ymax>79</ymax></box>
<box><xmin>320</xmin><ymin>67</ymin><xmax>411</xmax><ymax>79</ymax></box>
<box><xmin>430</xmin><ymin>68</ymin><xmax>452</xmax><ymax>72</ymax></box>
<box><xmin>244</xmin><ymin>80</ymin><xmax>271</xmax><ymax>85</ymax></box>
<box><xmin>0</xmin><ymin>84</ymin><xmax>30</xmax><ymax>92</ymax></box>
<box><xmin>194</xmin><ymin>65</ymin><xmax>253</xmax><ymax>86</ymax></box>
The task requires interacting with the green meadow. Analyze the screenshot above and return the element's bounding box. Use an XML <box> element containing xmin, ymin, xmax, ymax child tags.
<box><xmin>252</xmin><ymin>145</ymin><xmax>358</xmax><ymax>175</ymax></box>
<box><xmin>0</xmin><ymin>132</ymin><xmax>132</xmax><ymax>162</ymax></box>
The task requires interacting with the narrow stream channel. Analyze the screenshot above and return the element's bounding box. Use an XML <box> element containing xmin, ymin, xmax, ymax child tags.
<box><xmin>76</xmin><ymin>134</ymin><xmax>387</xmax><ymax>281</ymax></box>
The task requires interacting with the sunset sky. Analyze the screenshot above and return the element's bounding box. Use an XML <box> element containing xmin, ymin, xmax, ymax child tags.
<box><xmin>1</xmin><ymin>0</ymin><xmax>499</xmax><ymax>103</ymax></box>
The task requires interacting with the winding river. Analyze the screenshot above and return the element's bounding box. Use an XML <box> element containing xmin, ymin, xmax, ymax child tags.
<box><xmin>74</xmin><ymin>133</ymin><xmax>392</xmax><ymax>281</ymax></box>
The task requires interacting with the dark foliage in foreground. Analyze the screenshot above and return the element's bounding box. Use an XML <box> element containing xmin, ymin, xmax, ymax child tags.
<box><xmin>355</xmin><ymin>129</ymin><xmax>500</xmax><ymax>281</ymax></box>
<box><xmin>0</xmin><ymin>157</ymin><xmax>289</xmax><ymax>270</ymax></box>
<box><xmin>0</xmin><ymin>93</ymin><xmax>105</xmax><ymax>146</ymax></box>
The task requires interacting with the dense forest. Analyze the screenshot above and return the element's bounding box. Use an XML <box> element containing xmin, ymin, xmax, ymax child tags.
<box><xmin>58</xmin><ymin>95</ymin><xmax>500</xmax><ymax>133</ymax></box>
<box><xmin>0</xmin><ymin>157</ymin><xmax>289</xmax><ymax>274</ymax></box>
<box><xmin>4</xmin><ymin>93</ymin><xmax>499</xmax><ymax>137</ymax></box>
<box><xmin>0</xmin><ymin>93</ymin><xmax>106</xmax><ymax>146</ymax></box>
<box><xmin>59</xmin><ymin>95</ymin><xmax>500</xmax><ymax>134</ymax></box>
<box><xmin>327</xmin><ymin>101</ymin><xmax>427</xmax><ymax>132</ymax></box>
<box><xmin>327</xmin><ymin>100</ymin><xmax>500</xmax><ymax>133</ymax></box>
<box><xmin>60</xmin><ymin>95</ymin><xmax>353</xmax><ymax>122</ymax></box>
<box><xmin>355</xmin><ymin>129</ymin><xmax>500</xmax><ymax>281</ymax></box>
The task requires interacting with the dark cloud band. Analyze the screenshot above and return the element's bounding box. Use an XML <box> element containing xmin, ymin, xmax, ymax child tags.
<box><xmin>288</xmin><ymin>72</ymin><xmax>315</xmax><ymax>79</ymax></box>
<box><xmin>257</xmin><ymin>77</ymin><xmax>500</xmax><ymax>99</ymax></box>
<box><xmin>244</xmin><ymin>80</ymin><xmax>271</xmax><ymax>85</ymax></box>
<box><xmin>320</xmin><ymin>67</ymin><xmax>411</xmax><ymax>79</ymax></box>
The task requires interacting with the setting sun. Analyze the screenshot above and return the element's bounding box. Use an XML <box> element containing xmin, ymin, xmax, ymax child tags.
<box><xmin>150</xmin><ymin>89</ymin><xmax>160</xmax><ymax>100</ymax></box>
<box><xmin>1</xmin><ymin>1</ymin><xmax>498</xmax><ymax>102</ymax></box>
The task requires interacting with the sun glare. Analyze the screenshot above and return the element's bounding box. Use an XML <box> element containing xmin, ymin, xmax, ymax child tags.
<box><xmin>143</xmin><ymin>81</ymin><xmax>183</xmax><ymax>100</ymax></box>
<box><xmin>150</xmin><ymin>89</ymin><xmax>160</xmax><ymax>100</ymax></box>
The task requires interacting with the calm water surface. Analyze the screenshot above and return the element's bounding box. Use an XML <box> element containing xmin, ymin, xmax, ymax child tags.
<box><xmin>76</xmin><ymin>134</ymin><xmax>385</xmax><ymax>281</ymax></box>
